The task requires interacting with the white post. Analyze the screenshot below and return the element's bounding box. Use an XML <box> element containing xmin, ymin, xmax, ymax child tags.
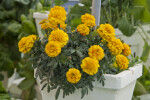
<box><xmin>92</xmin><ymin>0</ymin><xmax>101</xmax><ymax>27</ymax></box>
<box><xmin>51</xmin><ymin>0</ymin><xmax>55</xmax><ymax>8</ymax></box>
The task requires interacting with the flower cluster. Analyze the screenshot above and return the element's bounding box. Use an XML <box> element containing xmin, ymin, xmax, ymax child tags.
<box><xmin>45</xmin><ymin>29</ymin><xmax>69</xmax><ymax>57</ymax></box>
<box><xmin>96</xmin><ymin>24</ymin><xmax>131</xmax><ymax>70</ymax></box>
<box><xmin>18</xmin><ymin>35</ymin><xmax>36</xmax><ymax>53</ymax></box>
<box><xmin>18</xmin><ymin>6</ymin><xmax>135</xmax><ymax>100</ymax></box>
<box><xmin>40</xmin><ymin>7</ymin><xmax>69</xmax><ymax>57</ymax></box>
<box><xmin>77</xmin><ymin>13</ymin><xmax>95</xmax><ymax>36</ymax></box>
<box><xmin>40</xmin><ymin>6</ymin><xmax>67</xmax><ymax>30</ymax></box>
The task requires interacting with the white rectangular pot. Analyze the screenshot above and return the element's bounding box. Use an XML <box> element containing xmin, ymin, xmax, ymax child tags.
<box><xmin>35</xmin><ymin>64</ymin><xmax>142</xmax><ymax>100</ymax></box>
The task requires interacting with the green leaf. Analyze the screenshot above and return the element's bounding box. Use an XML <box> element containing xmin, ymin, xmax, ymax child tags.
<box><xmin>8</xmin><ymin>22</ymin><xmax>21</xmax><ymax>34</ymax></box>
<box><xmin>21</xmin><ymin>14</ymin><xmax>27</xmax><ymax>22</ymax></box>
<box><xmin>143</xmin><ymin>65</ymin><xmax>149</xmax><ymax>77</ymax></box>
<box><xmin>134</xmin><ymin>0</ymin><xmax>150</xmax><ymax>22</ymax></box>
<box><xmin>55</xmin><ymin>86</ymin><xmax>61</xmax><ymax>100</ymax></box>
<box><xmin>36</xmin><ymin>2</ymin><xmax>43</xmax><ymax>11</ymax></box>
<box><xmin>80</xmin><ymin>0</ymin><xmax>92</xmax><ymax>6</ymax></box>
<box><xmin>53</xmin><ymin>62</ymin><xmax>58</xmax><ymax>69</ymax></box>
<box><xmin>76</xmin><ymin>50</ymin><xmax>83</xmax><ymax>58</ymax></box>
<box><xmin>41</xmin><ymin>83</ymin><xmax>48</xmax><ymax>91</ymax></box>
<box><xmin>71</xmin><ymin>18</ymin><xmax>81</xmax><ymax>28</ymax></box>
<box><xmin>140</xmin><ymin>40</ymin><xmax>150</xmax><ymax>62</ymax></box>
<box><xmin>2</xmin><ymin>0</ymin><xmax>14</xmax><ymax>10</ymax></box>
<box><xmin>0</xmin><ymin>93</ymin><xmax>10</xmax><ymax>99</ymax></box>
<box><xmin>18</xmin><ymin>78</ymin><xmax>35</xmax><ymax>90</ymax></box>
<box><xmin>47</xmin><ymin>84</ymin><xmax>50</xmax><ymax>93</ymax></box>
<box><xmin>15</xmin><ymin>0</ymin><xmax>30</xmax><ymax>5</ymax></box>
<box><xmin>54</xmin><ymin>0</ymin><xmax>68</xmax><ymax>6</ymax></box>
<box><xmin>81</xmin><ymin>87</ymin><xmax>86</xmax><ymax>99</ymax></box>
<box><xmin>0</xmin><ymin>73</ymin><xmax>4</xmax><ymax>81</ymax></box>
<box><xmin>22</xmin><ymin>20</ymin><xmax>36</xmax><ymax>34</ymax></box>
<box><xmin>0</xmin><ymin>82</ymin><xmax>6</xmax><ymax>93</ymax></box>
<box><xmin>71</xmin><ymin>49</ymin><xmax>76</xmax><ymax>54</ymax></box>
<box><xmin>117</xmin><ymin>17</ymin><xmax>136</xmax><ymax>36</ymax></box>
<box><xmin>147</xmin><ymin>30</ymin><xmax>150</xmax><ymax>34</ymax></box>
<box><xmin>134</xmin><ymin>81</ymin><xmax>147</xmax><ymax>96</ymax></box>
<box><xmin>130</xmin><ymin>6</ymin><xmax>145</xmax><ymax>21</ymax></box>
<box><xmin>145</xmin><ymin>81</ymin><xmax>150</xmax><ymax>86</ymax></box>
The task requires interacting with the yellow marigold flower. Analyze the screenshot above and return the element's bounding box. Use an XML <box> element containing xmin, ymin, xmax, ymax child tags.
<box><xmin>60</xmin><ymin>22</ymin><xmax>67</xmax><ymax>30</ymax></box>
<box><xmin>41</xmin><ymin>23</ymin><xmax>52</xmax><ymax>29</ymax></box>
<box><xmin>48</xmin><ymin>6</ymin><xmax>66</xmax><ymax>24</ymax></box>
<box><xmin>48</xmin><ymin>17</ymin><xmax>60</xmax><ymax>29</ymax></box>
<box><xmin>18</xmin><ymin>36</ymin><xmax>35</xmax><ymax>53</ymax></box>
<box><xmin>28</xmin><ymin>35</ymin><xmax>37</xmax><ymax>41</ymax></box>
<box><xmin>48</xmin><ymin>18</ymin><xmax>67</xmax><ymax>30</ymax></box>
<box><xmin>48</xmin><ymin>29</ymin><xmax>69</xmax><ymax>47</ymax></box>
<box><xmin>123</xmin><ymin>43</ymin><xmax>131</xmax><ymax>56</ymax></box>
<box><xmin>88</xmin><ymin>45</ymin><xmax>105</xmax><ymax>61</ymax></box>
<box><xmin>97</xmin><ymin>24</ymin><xmax>115</xmax><ymax>42</ymax></box>
<box><xmin>45</xmin><ymin>41</ymin><xmax>61</xmax><ymax>57</ymax></box>
<box><xmin>116</xmin><ymin>55</ymin><xmax>129</xmax><ymax>70</ymax></box>
<box><xmin>39</xmin><ymin>19</ymin><xmax>48</xmax><ymax>24</ymax></box>
<box><xmin>113</xmin><ymin>62</ymin><xmax>118</xmax><ymax>68</ymax></box>
<box><xmin>81</xmin><ymin>57</ymin><xmax>100</xmax><ymax>75</ymax></box>
<box><xmin>77</xmin><ymin>24</ymin><xmax>89</xmax><ymax>36</ymax></box>
<box><xmin>107</xmin><ymin>37</ymin><xmax>124</xmax><ymax>55</ymax></box>
<box><xmin>81</xmin><ymin>13</ymin><xmax>96</xmax><ymax>27</ymax></box>
<box><xmin>66</xmin><ymin>68</ymin><xmax>81</xmax><ymax>83</ymax></box>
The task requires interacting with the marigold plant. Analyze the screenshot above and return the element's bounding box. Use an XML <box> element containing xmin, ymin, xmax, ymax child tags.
<box><xmin>18</xmin><ymin>6</ymin><xmax>139</xmax><ymax>100</ymax></box>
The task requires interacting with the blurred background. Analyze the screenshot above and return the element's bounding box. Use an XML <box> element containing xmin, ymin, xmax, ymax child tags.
<box><xmin>0</xmin><ymin>0</ymin><xmax>150</xmax><ymax>100</ymax></box>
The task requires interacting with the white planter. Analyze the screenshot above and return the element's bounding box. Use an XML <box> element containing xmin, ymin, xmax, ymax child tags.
<box><xmin>35</xmin><ymin>64</ymin><xmax>142</xmax><ymax>100</ymax></box>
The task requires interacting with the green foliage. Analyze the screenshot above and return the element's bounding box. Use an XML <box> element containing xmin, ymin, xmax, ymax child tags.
<box><xmin>0</xmin><ymin>82</ymin><xmax>11</xmax><ymax>100</ymax></box>
<box><xmin>68</xmin><ymin>0</ymin><xmax>150</xmax><ymax>36</ymax></box>
<box><xmin>133</xmin><ymin>65</ymin><xmax>150</xmax><ymax>97</ymax></box>
<box><xmin>55</xmin><ymin>0</ymin><xmax>68</xmax><ymax>6</ymax></box>
<box><xmin>117</xmin><ymin>17</ymin><xmax>136</xmax><ymax>36</ymax></box>
<box><xmin>133</xmin><ymin>81</ymin><xmax>147</xmax><ymax>96</ymax></box>
<box><xmin>18</xmin><ymin>54</ymin><xmax>36</xmax><ymax>100</ymax></box>
<box><xmin>133</xmin><ymin>0</ymin><xmax>150</xmax><ymax>22</ymax></box>
<box><xmin>0</xmin><ymin>0</ymin><xmax>49</xmax><ymax>99</ymax></box>
<box><xmin>0</xmin><ymin>0</ymin><xmax>40</xmax><ymax>80</ymax></box>
<box><xmin>140</xmin><ymin>39</ymin><xmax>150</xmax><ymax>62</ymax></box>
<box><xmin>67</xmin><ymin>0</ymin><xmax>92</xmax><ymax>28</ymax></box>
<box><xmin>80</xmin><ymin>0</ymin><xmax>92</xmax><ymax>6</ymax></box>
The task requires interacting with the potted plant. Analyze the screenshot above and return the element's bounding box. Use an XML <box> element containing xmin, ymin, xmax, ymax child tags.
<box><xmin>18</xmin><ymin>6</ymin><xmax>142</xmax><ymax>100</ymax></box>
